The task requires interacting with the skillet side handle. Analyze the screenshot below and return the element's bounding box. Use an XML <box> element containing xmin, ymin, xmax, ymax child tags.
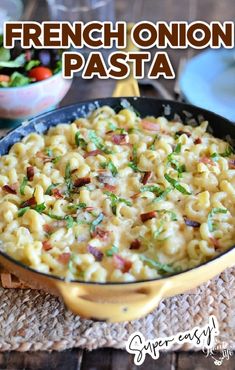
<box><xmin>57</xmin><ymin>283</ymin><xmax>170</xmax><ymax>323</ymax></box>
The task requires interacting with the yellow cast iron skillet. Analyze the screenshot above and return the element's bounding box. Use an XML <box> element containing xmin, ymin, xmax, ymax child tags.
<box><xmin>0</xmin><ymin>97</ymin><xmax>234</xmax><ymax>322</ymax></box>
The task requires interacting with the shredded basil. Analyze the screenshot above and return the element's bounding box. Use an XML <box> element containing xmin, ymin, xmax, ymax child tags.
<box><xmin>210</xmin><ymin>152</ymin><xmax>219</xmax><ymax>162</ymax></box>
<box><xmin>65</xmin><ymin>162</ymin><xmax>73</xmax><ymax>194</ymax></box>
<box><xmin>34</xmin><ymin>203</ymin><xmax>46</xmax><ymax>214</ymax></box>
<box><xmin>67</xmin><ymin>203</ymin><xmax>87</xmax><ymax>211</ymax></box>
<box><xmin>18</xmin><ymin>207</ymin><xmax>30</xmax><ymax>217</ymax></box>
<box><xmin>75</xmin><ymin>131</ymin><xmax>87</xmax><ymax>149</ymax></box>
<box><xmin>149</xmin><ymin>135</ymin><xmax>159</xmax><ymax>150</ymax></box>
<box><xmin>88</xmin><ymin>130</ymin><xmax>112</xmax><ymax>154</ymax></box>
<box><xmin>104</xmin><ymin>191</ymin><xmax>132</xmax><ymax>215</ymax></box>
<box><xmin>105</xmin><ymin>245</ymin><xmax>118</xmax><ymax>257</ymax></box>
<box><xmin>45</xmin><ymin>183</ymin><xmax>60</xmax><ymax>195</ymax></box>
<box><xmin>140</xmin><ymin>255</ymin><xmax>176</xmax><ymax>274</ymax></box>
<box><xmin>208</xmin><ymin>208</ymin><xmax>228</xmax><ymax>232</ymax></box>
<box><xmin>101</xmin><ymin>160</ymin><xmax>118</xmax><ymax>177</ymax></box>
<box><xmin>153</xmin><ymin>187</ymin><xmax>172</xmax><ymax>202</ymax></box>
<box><xmin>219</xmin><ymin>145</ymin><xmax>234</xmax><ymax>158</ymax></box>
<box><xmin>90</xmin><ymin>213</ymin><xmax>104</xmax><ymax>234</ymax></box>
<box><xmin>20</xmin><ymin>177</ymin><xmax>28</xmax><ymax>196</ymax></box>
<box><xmin>164</xmin><ymin>174</ymin><xmax>191</xmax><ymax>195</ymax></box>
<box><xmin>140</xmin><ymin>185</ymin><xmax>162</xmax><ymax>194</ymax></box>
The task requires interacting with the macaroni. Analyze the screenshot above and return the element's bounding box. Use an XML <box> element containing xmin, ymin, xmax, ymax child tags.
<box><xmin>0</xmin><ymin>105</ymin><xmax>234</xmax><ymax>282</ymax></box>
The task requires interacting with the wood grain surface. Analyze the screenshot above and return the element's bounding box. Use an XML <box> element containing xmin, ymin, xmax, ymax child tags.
<box><xmin>0</xmin><ymin>0</ymin><xmax>235</xmax><ymax>368</ymax></box>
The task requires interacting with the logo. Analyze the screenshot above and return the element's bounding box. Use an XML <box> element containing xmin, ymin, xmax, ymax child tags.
<box><xmin>202</xmin><ymin>340</ymin><xmax>233</xmax><ymax>366</ymax></box>
<box><xmin>126</xmin><ymin>316</ymin><xmax>219</xmax><ymax>366</ymax></box>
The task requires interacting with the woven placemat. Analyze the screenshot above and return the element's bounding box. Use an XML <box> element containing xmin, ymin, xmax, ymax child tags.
<box><xmin>0</xmin><ymin>267</ymin><xmax>234</xmax><ymax>352</ymax></box>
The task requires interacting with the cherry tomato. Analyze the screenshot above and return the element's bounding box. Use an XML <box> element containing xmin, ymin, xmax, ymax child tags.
<box><xmin>29</xmin><ymin>66</ymin><xmax>53</xmax><ymax>81</ymax></box>
<box><xmin>0</xmin><ymin>75</ymin><xmax>10</xmax><ymax>83</ymax></box>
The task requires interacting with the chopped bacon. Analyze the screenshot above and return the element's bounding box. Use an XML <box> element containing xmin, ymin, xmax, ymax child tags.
<box><xmin>184</xmin><ymin>217</ymin><xmax>201</xmax><ymax>228</ymax></box>
<box><xmin>175</xmin><ymin>130</ymin><xmax>191</xmax><ymax>137</ymax></box>
<box><xmin>113</xmin><ymin>255</ymin><xmax>132</xmax><ymax>273</ymax></box>
<box><xmin>130</xmin><ymin>239</ymin><xmax>141</xmax><ymax>250</ymax></box>
<box><xmin>2</xmin><ymin>184</ymin><xmax>17</xmax><ymax>194</ymax></box>
<box><xmin>58</xmin><ymin>252</ymin><xmax>71</xmax><ymax>264</ymax></box>
<box><xmin>36</xmin><ymin>151</ymin><xmax>52</xmax><ymax>163</ymax></box>
<box><xmin>194</xmin><ymin>138</ymin><xmax>202</xmax><ymax>145</ymax></box>
<box><xmin>200</xmin><ymin>157</ymin><xmax>216</xmax><ymax>166</ymax></box>
<box><xmin>140</xmin><ymin>211</ymin><xmax>157</xmax><ymax>222</ymax></box>
<box><xmin>20</xmin><ymin>196</ymin><xmax>36</xmax><ymax>208</ymax></box>
<box><xmin>26</xmin><ymin>166</ymin><xmax>35</xmax><ymax>181</ymax></box>
<box><xmin>103</xmin><ymin>184</ymin><xmax>117</xmax><ymax>193</ymax></box>
<box><xmin>74</xmin><ymin>177</ymin><xmax>91</xmax><ymax>187</ymax></box>
<box><xmin>42</xmin><ymin>241</ymin><xmax>53</xmax><ymax>251</ymax></box>
<box><xmin>209</xmin><ymin>237</ymin><xmax>220</xmax><ymax>249</ymax></box>
<box><xmin>228</xmin><ymin>159</ymin><xmax>235</xmax><ymax>169</ymax></box>
<box><xmin>141</xmin><ymin>120</ymin><xmax>160</xmax><ymax>132</ymax></box>
<box><xmin>131</xmin><ymin>192</ymin><xmax>140</xmax><ymax>199</ymax></box>
<box><xmin>85</xmin><ymin>206</ymin><xmax>95</xmax><ymax>212</ymax></box>
<box><xmin>84</xmin><ymin>150</ymin><xmax>103</xmax><ymax>158</ymax></box>
<box><xmin>92</xmin><ymin>227</ymin><xmax>110</xmax><ymax>240</ymax></box>
<box><xmin>111</xmin><ymin>134</ymin><xmax>128</xmax><ymax>145</ymax></box>
<box><xmin>87</xmin><ymin>245</ymin><xmax>104</xmax><ymax>261</ymax></box>
<box><xmin>51</xmin><ymin>188</ymin><xmax>63</xmax><ymax>199</ymax></box>
<box><xmin>141</xmin><ymin>171</ymin><xmax>152</xmax><ymax>185</ymax></box>
<box><xmin>43</xmin><ymin>221</ymin><xmax>66</xmax><ymax>234</ymax></box>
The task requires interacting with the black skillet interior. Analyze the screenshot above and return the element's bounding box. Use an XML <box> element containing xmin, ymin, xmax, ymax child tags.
<box><xmin>0</xmin><ymin>97</ymin><xmax>234</xmax><ymax>155</ymax></box>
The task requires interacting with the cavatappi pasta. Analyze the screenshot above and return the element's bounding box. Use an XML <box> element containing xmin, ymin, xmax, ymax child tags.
<box><xmin>0</xmin><ymin>105</ymin><xmax>234</xmax><ymax>282</ymax></box>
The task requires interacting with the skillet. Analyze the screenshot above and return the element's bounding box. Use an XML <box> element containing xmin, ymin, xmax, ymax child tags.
<box><xmin>0</xmin><ymin>97</ymin><xmax>234</xmax><ymax>322</ymax></box>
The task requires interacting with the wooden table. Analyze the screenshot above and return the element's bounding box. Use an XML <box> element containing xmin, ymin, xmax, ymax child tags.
<box><xmin>1</xmin><ymin>0</ymin><xmax>235</xmax><ymax>368</ymax></box>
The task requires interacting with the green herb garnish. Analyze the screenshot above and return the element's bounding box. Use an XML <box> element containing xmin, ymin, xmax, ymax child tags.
<box><xmin>140</xmin><ymin>255</ymin><xmax>176</xmax><ymax>274</ymax></box>
<box><xmin>105</xmin><ymin>245</ymin><xmax>118</xmax><ymax>257</ymax></box>
<box><xmin>18</xmin><ymin>207</ymin><xmax>30</xmax><ymax>217</ymax></box>
<box><xmin>67</xmin><ymin>203</ymin><xmax>87</xmax><ymax>211</ymax></box>
<box><xmin>65</xmin><ymin>162</ymin><xmax>73</xmax><ymax>194</ymax></box>
<box><xmin>75</xmin><ymin>131</ymin><xmax>87</xmax><ymax>149</ymax></box>
<box><xmin>104</xmin><ymin>191</ymin><xmax>132</xmax><ymax>215</ymax></box>
<box><xmin>90</xmin><ymin>213</ymin><xmax>104</xmax><ymax>234</ymax></box>
<box><xmin>140</xmin><ymin>185</ymin><xmax>162</xmax><ymax>194</ymax></box>
<box><xmin>164</xmin><ymin>174</ymin><xmax>191</xmax><ymax>195</ymax></box>
<box><xmin>34</xmin><ymin>203</ymin><xmax>46</xmax><ymax>214</ymax></box>
<box><xmin>149</xmin><ymin>135</ymin><xmax>159</xmax><ymax>150</ymax></box>
<box><xmin>45</xmin><ymin>183</ymin><xmax>60</xmax><ymax>195</ymax></box>
<box><xmin>108</xmin><ymin>122</ymin><xmax>117</xmax><ymax>131</ymax></box>
<box><xmin>208</xmin><ymin>208</ymin><xmax>228</xmax><ymax>232</ymax></box>
<box><xmin>210</xmin><ymin>152</ymin><xmax>219</xmax><ymax>162</ymax></box>
<box><xmin>20</xmin><ymin>177</ymin><xmax>28</xmax><ymax>196</ymax></box>
<box><xmin>88</xmin><ymin>130</ymin><xmax>112</xmax><ymax>154</ymax></box>
<box><xmin>101</xmin><ymin>160</ymin><xmax>118</xmax><ymax>177</ymax></box>
<box><xmin>219</xmin><ymin>145</ymin><xmax>234</xmax><ymax>157</ymax></box>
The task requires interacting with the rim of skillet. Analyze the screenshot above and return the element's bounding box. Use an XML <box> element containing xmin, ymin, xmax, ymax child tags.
<box><xmin>0</xmin><ymin>96</ymin><xmax>234</xmax><ymax>286</ymax></box>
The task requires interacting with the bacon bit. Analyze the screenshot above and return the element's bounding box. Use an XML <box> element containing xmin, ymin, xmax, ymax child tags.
<box><xmin>51</xmin><ymin>188</ymin><xmax>63</xmax><ymax>199</ymax></box>
<box><xmin>209</xmin><ymin>237</ymin><xmax>220</xmax><ymax>249</ymax></box>
<box><xmin>113</xmin><ymin>255</ymin><xmax>132</xmax><ymax>273</ymax></box>
<box><xmin>183</xmin><ymin>217</ymin><xmax>201</xmax><ymax>228</ymax></box>
<box><xmin>141</xmin><ymin>120</ymin><xmax>160</xmax><ymax>132</ymax></box>
<box><xmin>85</xmin><ymin>206</ymin><xmax>95</xmax><ymax>212</ymax></box>
<box><xmin>87</xmin><ymin>245</ymin><xmax>104</xmax><ymax>261</ymax></box>
<box><xmin>58</xmin><ymin>253</ymin><xmax>71</xmax><ymax>264</ymax></box>
<box><xmin>176</xmin><ymin>130</ymin><xmax>191</xmax><ymax>137</ymax></box>
<box><xmin>103</xmin><ymin>184</ymin><xmax>117</xmax><ymax>193</ymax></box>
<box><xmin>111</xmin><ymin>134</ymin><xmax>128</xmax><ymax>145</ymax></box>
<box><xmin>130</xmin><ymin>239</ymin><xmax>141</xmax><ymax>250</ymax></box>
<box><xmin>140</xmin><ymin>211</ymin><xmax>157</xmax><ymax>222</ymax></box>
<box><xmin>0</xmin><ymin>74</ymin><xmax>10</xmax><ymax>83</ymax></box>
<box><xmin>74</xmin><ymin>177</ymin><xmax>91</xmax><ymax>187</ymax></box>
<box><xmin>194</xmin><ymin>137</ymin><xmax>202</xmax><ymax>144</ymax></box>
<box><xmin>141</xmin><ymin>171</ymin><xmax>152</xmax><ymax>185</ymax></box>
<box><xmin>2</xmin><ymin>184</ymin><xmax>17</xmax><ymax>194</ymax></box>
<box><xmin>42</xmin><ymin>241</ymin><xmax>53</xmax><ymax>251</ymax></box>
<box><xmin>131</xmin><ymin>192</ymin><xmax>141</xmax><ymax>199</ymax></box>
<box><xmin>228</xmin><ymin>159</ymin><xmax>235</xmax><ymax>169</ymax></box>
<box><xmin>26</xmin><ymin>166</ymin><xmax>35</xmax><ymax>181</ymax></box>
<box><xmin>36</xmin><ymin>151</ymin><xmax>52</xmax><ymax>163</ymax></box>
<box><xmin>20</xmin><ymin>196</ymin><xmax>36</xmax><ymax>208</ymax></box>
<box><xmin>43</xmin><ymin>221</ymin><xmax>66</xmax><ymax>234</ymax></box>
<box><xmin>92</xmin><ymin>227</ymin><xmax>110</xmax><ymax>240</ymax></box>
<box><xmin>84</xmin><ymin>150</ymin><xmax>103</xmax><ymax>158</ymax></box>
<box><xmin>200</xmin><ymin>157</ymin><xmax>216</xmax><ymax>166</ymax></box>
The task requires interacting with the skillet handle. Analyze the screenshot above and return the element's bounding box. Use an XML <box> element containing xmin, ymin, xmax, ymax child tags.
<box><xmin>57</xmin><ymin>283</ymin><xmax>170</xmax><ymax>322</ymax></box>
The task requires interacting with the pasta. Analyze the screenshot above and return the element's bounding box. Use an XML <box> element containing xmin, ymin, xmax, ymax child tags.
<box><xmin>0</xmin><ymin>104</ymin><xmax>234</xmax><ymax>282</ymax></box>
